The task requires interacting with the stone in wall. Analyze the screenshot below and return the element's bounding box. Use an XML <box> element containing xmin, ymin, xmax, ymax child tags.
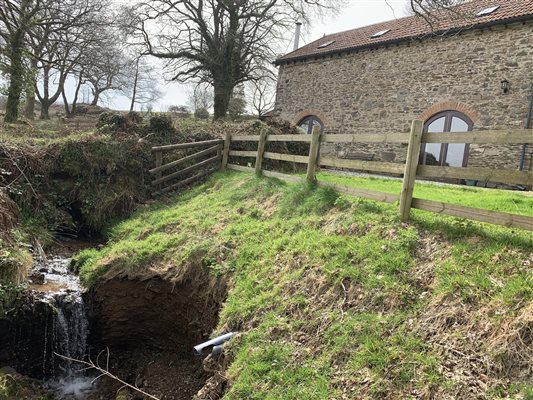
<box><xmin>275</xmin><ymin>21</ymin><xmax>533</xmax><ymax>173</ymax></box>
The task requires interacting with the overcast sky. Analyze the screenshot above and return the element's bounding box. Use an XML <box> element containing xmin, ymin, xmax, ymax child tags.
<box><xmin>107</xmin><ymin>0</ymin><xmax>409</xmax><ymax>111</ymax></box>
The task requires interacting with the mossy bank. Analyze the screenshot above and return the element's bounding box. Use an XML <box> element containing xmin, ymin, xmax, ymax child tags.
<box><xmin>74</xmin><ymin>171</ymin><xmax>533</xmax><ymax>399</ymax></box>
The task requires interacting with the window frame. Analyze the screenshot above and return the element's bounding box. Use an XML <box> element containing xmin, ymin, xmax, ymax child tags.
<box><xmin>298</xmin><ymin>115</ymin><xmax>324</xmax><ymax>135</ymax></box>
<box><xmin>420</xmin><ymin>110</ymin><xmax>474</xmax><ymax>168</ymax></box>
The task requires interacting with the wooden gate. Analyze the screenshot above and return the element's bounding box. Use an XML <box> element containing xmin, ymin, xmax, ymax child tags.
<box><xmin>150</xmin><ymin>139</ymin><xmax>223</xmax><ymax>195</ymax></box>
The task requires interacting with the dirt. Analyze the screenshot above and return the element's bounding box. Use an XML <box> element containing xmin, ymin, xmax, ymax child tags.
<box><xmin>85</xmin><ymin>272</ymin><xmax>227</xmax><ymax>400</ymax></box>
<box><xmin>88</xmin><ymin>276</ymin><xmax>225</xmax><ymax>351</ymax></box>
<box><xmin>88</xmin><ymin>350</ymin><xmax>207</xmax><ymax>400</ymax></box>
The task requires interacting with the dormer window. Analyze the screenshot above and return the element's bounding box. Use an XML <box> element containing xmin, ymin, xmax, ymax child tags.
<box><xmin>476</xmin><ymin>6</ymin><xmax>499</xmax><ymax>17</ymax></box>
<box><xmin>317</xmin><ymin>40</ymin><xmax>335</xmax><ymax>49</ymax></box>
<box><xmin>371</xmin><ymin>29</ymin><xmax>390</xmax><ymax>38</ymax></box>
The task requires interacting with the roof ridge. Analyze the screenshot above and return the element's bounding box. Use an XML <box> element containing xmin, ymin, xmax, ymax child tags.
<box><xmin>276</xmin><ymin>0</ymin><xmax>533</xmax><ymax>65</ymax></box>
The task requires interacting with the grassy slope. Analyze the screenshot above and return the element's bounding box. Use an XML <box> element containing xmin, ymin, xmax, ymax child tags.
<box><xmin>74</xmin><ymin>171</ymin><xmax>533</xmax><ymax>399</ymax></box>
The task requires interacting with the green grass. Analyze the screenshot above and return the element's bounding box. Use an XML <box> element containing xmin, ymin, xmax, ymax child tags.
<box><xmin>318</xmin><ymin>172</ymin><xmax>533</xmax><ymax>215</ymax></box>
<box><xmin>73</xmin><ymin>171</ymin><xmax>532</xmax><ymax>399</ymax></box>
<box><xmin>0</xmin><ymin>118</ymin><xmax>97</xmax><ymax>146</ymax></box>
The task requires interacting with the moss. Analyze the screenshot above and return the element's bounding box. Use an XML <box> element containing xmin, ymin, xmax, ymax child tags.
<box><xmin>0</xmin><ymin>370</ymin><xmax>52</xmax><ymax>400</ymax></box>
<box><xmin>0</xmin><ymin>242</ymin><xmax>32</xmax><ymax>286</ymax></box>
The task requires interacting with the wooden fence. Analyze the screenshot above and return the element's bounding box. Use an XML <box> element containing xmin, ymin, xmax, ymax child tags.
<box><xmin>150</xmin><ymin>139</ymin><xmax>223</xmax><ymax>195</ymax></box>
<box><xmin>150</xmin><ymin>122</ymin><xmax>532</xmax><ymax>231</ymax></box>
<box><xmin>221</xmin><ymin>121</ymin><xmax>533</xmax><ymax>231</ymax></box>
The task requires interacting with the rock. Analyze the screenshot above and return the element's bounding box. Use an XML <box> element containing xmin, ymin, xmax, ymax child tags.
<box><xmin>0</xmin><ymin>366</ymin><xmax>17</xmax><ymax>374</ymax></box>
<box><xmin>38</xmin><ymin>268</ymin><xmax>49</xmax><ymax>273</ymax></box>
<box><xmin>29</xmin><ymin>272</ymin><xmax>45</xmax><ymax>284</ymax></box>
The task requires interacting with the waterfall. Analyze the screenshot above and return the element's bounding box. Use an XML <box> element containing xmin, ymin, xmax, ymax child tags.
<box><xmin>43</xmin><ymin>291</ymin><xmax>88</xmax><ymax>376</ymax></box>
<box><xmin>35</xmin><ymin>256</ymin><xmax>94</xmax><ymax>398</ymax></box>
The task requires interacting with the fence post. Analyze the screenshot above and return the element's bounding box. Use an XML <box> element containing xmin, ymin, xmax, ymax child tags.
<box><xmin>155</xmin><ymin>150</ymin><xmax>162</xmax><ymax>191</ymax></box>
<box><xmin>306</xmin><ymin>125</ymin><xmax>321</xmax><ymax>183</ymax></box>
<box><xmin>221</xmin><ymin>132</ymin><xmax>231</xmax><ymax>169</ymax></box>
<box><xmin>255</xmin><ymin>130</ymin><xmax>268</xmax><ymax>176</ymax></box>
<box><xmin>399</xmin><ymin>120</ymin><xmax>424</xmax><ymax>222</ymax></box>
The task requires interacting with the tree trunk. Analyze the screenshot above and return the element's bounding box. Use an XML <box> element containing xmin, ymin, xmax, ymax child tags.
<box><xmin>61</xmin><ymin>88</ymin><xmax>71</xmax><ymax>117</ymax></box>
<box><xmin>40</xmin><ymin>101</ymin><xmax>50</xmax><ymax>119</ymax></box>
<box><xmin>129</xmin><ymin>59</ymin><xmax>140</xmax><ymax>112</ymax></box>
<box><xmin>71</xmin><ymin>71</ymin><xmax>83</xmax><ymax>115</ymax></box>
<box><xmin>23</xmin><ymin>58</ymin><xmax>38</xmax><ymax>120</ymax></box>
<box><xmin>91</xmin><ymin>91</ymin><xmax>100</xmax><ymax>106</ymax></box>
<box><xmin>40</xmin><ymin>67</ymin><xmax>51</xmax><ymax>119</ymax></box>
<box><xmin>24</xmin><ymin>91</ymin><xmax>36</xmax><ymax>120</ymax></box>
<box><xmin>4</xmin><ymin>30</ymin><xmax>25</xmax><ymax>123</ymax></box>
<box><xmin>213</xmin><ymin>78</ymin><xmax>233</xmax><ymax>120</ymax></box>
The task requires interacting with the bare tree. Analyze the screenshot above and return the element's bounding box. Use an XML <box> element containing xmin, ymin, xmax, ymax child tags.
<box><xmin>35</xmin><ymin>1</ymin><xmax>109</xmax><ymax>119</ymax></box>
<box><xmin>249</xmin><ymin>77</ymin><xmax>276</xmax><ymax>117</ymax></box>
<box><xmin>80</xmin><ymin>37</ymin><xmax>131</xmax><ymax>107</ymax></box>
<box><xmin>124</xmin><ymin>0</ymin><xmax>341</xmax><ymax>119</ymax></box>
<box><xmin>128</xmin><ymin>56</ymin><xmax>162</xmax><ymax>112</ymax></box>
<box><xmin>0</xmin><ymin>0</ymin><xmax>109</xmax><ymax>120</ymax></box>
<box><xmin>186</xmin><ymin>83</ymin><xmax>213</xmax><ymax>115</ymax></box>
<box><xmin>406</xmin><ymin>0</ymin><xmax>471</xmax><ymax>25</ymax></box>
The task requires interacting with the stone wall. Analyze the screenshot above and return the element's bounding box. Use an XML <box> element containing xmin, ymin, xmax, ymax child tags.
<box><xmin>274</xmin><ymin>20</ymin><xmax>533</xmax><ymax>173</ymax></box>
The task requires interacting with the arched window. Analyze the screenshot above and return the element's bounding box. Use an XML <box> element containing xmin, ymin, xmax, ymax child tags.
<box><xmin>420</xmin><ymin>111</ymin><xmax>473</xmax><ymax>167</ymax></box>
<box><xmin>298</xmin><ymin>116</ymin><xmax>323</xmax><ymax>135</ymax></box>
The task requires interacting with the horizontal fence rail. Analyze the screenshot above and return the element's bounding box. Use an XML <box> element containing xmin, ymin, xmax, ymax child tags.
<box><xmin>319</xmin><ymin>157</ymin><xmax>405</xmax><ymax>174</ymax></box>
<box><xmin>411</xmin><ymin>198</ymin><xmax>533</xmax><ymax>231</ymax></box>
<box><xmin>151</xmin><ymin>139</ymin><xmax>223</xmax><ymax>195</ymax></box>
<box><xmin>222</xmin><ymin>123</ymin><xmax>532</xmax><ymax>231</ymax></box>
<box><xmin>152</xmin><ymin>138</ymin><xmax>223</xmax><ymax>152</ymax></box>
<box><xmin>264</xmin><ymin>152</ymin><xmax>309</xmax><ymax>164</ymax></box>
<box><xmin>322</xmin><ymin>133</ymin><xmax>410</xmax><ymax>144</ymax></box>
<box><xmin>149</xmin><ymin>144</ymin><xmax>221</xmax><ymax>175</ymax></box>
<box><xmin>416</xmin><ymin>165</ymin><xmax>532</xmax><ymax>186</ymax></box>
<box><xmin>422</xmin><ymin>129</ymin><xmax>533</xmax><ymax>144</ymax></box>
<box><xmin>152</xmin><ymin>155</ymin><xmax>221</xmax><ymax>186</ymax></box>
<box><xmin>153</xmin><ymin>123</ymin><xmax>531</xmax><ymax>231</ymax></box>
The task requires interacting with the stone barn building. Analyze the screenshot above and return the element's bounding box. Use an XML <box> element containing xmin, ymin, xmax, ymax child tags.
<box><xmin>273</xmin><ymin>0</ymin><xmax>533</xmax><ymax>175</ymax></box>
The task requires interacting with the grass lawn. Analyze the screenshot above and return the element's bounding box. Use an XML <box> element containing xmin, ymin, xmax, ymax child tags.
<box><xmin>318</xmin><ymin>171</ymin><xmax>533</xmax><ymax>216</ymax></box>
<box><xmin>73</xmin><ymin>171</ymin><xmax>532</xmax><ymax>399</ymax></box>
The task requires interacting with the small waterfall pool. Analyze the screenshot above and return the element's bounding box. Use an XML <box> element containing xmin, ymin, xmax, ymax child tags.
<box><xmin>29</xmin><ymin>245</ymin><xmax>95</xmax><ymax>399</ymax></box>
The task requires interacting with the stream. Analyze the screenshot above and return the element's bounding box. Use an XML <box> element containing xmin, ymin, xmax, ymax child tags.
<box><xmin>1</xmin><ymin>240</ymin><xmax>221</xmax><ymax>400</ymax></box>
<box><xmin>27</xmin><ymin>243</ymin><xmax>95</xmax><ymax>399</ymax></box>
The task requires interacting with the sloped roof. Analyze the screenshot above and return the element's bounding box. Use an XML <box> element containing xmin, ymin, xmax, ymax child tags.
<box><xmin>275</xmin><ymin>0</ymin><xmax>533</xmax><ymax>65</ymax></box>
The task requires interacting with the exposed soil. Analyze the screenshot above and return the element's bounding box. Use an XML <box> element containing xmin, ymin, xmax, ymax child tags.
<box><xmin>87</xmin><ymin>350</ymin><xmax>207</xmax><ymax>400</ymax></box>
<box><xmin>86</xmin><ymin>273</ymin><xmax>227</xmax><ymax>400</ymax></box>
<box><xmin>88</xmin><ymin>277</ymin><xmax>225</xmax><ymax>351</ymax></box>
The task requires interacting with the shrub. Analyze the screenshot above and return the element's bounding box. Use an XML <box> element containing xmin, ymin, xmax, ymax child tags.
<box><xmin>168</xmin><ymin>105</ymin><xmax>190</xmax><ymax>119</ymax></box>
<box><xmin>96</xmin><ymin>112</ymin><xmax>142</xmax><ymax>136</ymax></box>
<box><xmin>148</xmin><ymin>114</ymin><xmax>175</xmax><ymax>135</ymax></box>
<box><xmin>194</xmin><ymin>107</ymin><xmax>210</xmax><ymax>120</ymax></box>
<box><xmin>97</xmin><ymin>112</ymin><xmax>127</xmax><ymax>131</ymax></box>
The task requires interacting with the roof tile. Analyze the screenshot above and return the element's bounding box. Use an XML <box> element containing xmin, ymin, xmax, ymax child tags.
<box><xmin>276</xmin><ymin>0</ymin><xmax>533</xmax><ymax>64</ymax></box>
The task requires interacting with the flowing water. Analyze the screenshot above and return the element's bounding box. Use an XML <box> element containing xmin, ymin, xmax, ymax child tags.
<box><xmin>29</xmin><ymin>246</ymin><xmax>95</xmax><ymax>399</ymax></box>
